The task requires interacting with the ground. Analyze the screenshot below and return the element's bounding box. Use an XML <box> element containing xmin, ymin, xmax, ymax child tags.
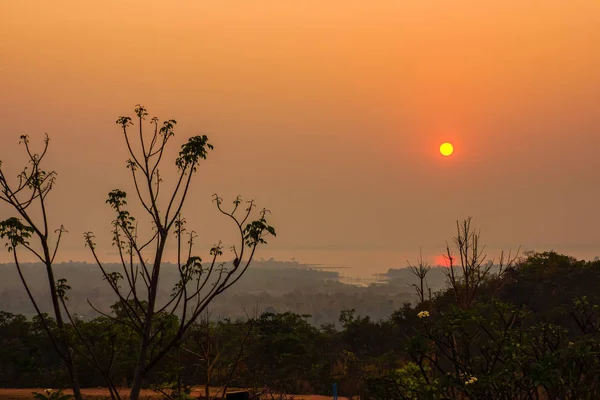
<box><xmin>0</xmin><ymin>388</ymin><xmax>345</xmax><ymax>400</ymax></box>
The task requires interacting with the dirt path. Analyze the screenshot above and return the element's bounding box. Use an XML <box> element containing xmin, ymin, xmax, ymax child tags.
<box><xmin>0</xmin><ymin>388</ymin><xmax>343</xmax><ymax>400</ymax></box>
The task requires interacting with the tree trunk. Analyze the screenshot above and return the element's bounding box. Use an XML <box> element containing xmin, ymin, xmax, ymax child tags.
<box><xmin>129</xmin><ymin>243</ymin><xmax>165</xmax><ymax>400</ymax></box>
<box><xmin>128</xmin><ymin>291</ymin><xmax>155</xmax><ymax>400</ymax></box>
<box><xmin>44</xmin><ymin>252</ymin><xmax>84</xmax><ymax>400</ymax></box>
<box><xmin>129</xmin><ymin>330</ymin><xmax>151</xmax><ymax>400</ymax></box>
<box><xmin>65</xmin><ymin>349</ymin><xmax>83</xmax><ymax>400</ymax></box>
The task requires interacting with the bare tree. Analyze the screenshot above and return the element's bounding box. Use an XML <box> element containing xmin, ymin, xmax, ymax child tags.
<box><xmin>0</xmin><ymin>135</ymin><xmax>83</xmax><ymax>400</ymax></box>
<box><xmin>443</xmin><ymin>217</ymin><xmax>518</xmax><ymax>310</ymax></box>
<box><xmin>82</xmin><ymin>105</ymin><xmax>275</xmax><ymax>400</ymax></box>
<box><xmin>407</xmin><ymin>248</ymin><xmax>431</xmax><ymax>305</ymax></box>
<box><xmin>179</xmin><ymin>311</ymin><xmax>256</xmax><ymax>400</ymax></box>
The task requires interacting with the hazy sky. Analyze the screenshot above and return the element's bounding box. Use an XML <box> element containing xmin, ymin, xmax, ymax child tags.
<box><xmin>1</xmin><ymin>1</ymin><xmax>600</xmax><ymax>275</ymax></box>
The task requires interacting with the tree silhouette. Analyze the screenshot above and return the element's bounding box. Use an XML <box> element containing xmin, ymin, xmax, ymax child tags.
<box><xmin>81</xmin><ymin>105</ymin><xmax>275</xmax><ymax>400</ymax></box>
<box><xmin>0</xmin><ymin>135</ymin><xmax>83</xmax><ymax>400</ymax></box>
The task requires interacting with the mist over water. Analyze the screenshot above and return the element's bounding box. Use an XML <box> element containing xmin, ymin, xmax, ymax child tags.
<box><xmin>256</xmin><ymin>247</ymin><xmax>600</xmax><ymax>279</ymax></box>
<box><xmin>3</xmin><ymin>246</ymin><xmax>598</xmax><ymax>281</ymax></box>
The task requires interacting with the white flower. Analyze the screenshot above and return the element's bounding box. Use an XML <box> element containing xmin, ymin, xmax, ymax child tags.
<box><xmin>465</xmin><ymin>376</ymin><xmax>478</xmax><ymax>385</ymax></box>
<box><xmin>45</xmin><ymin>389</ymin><xmax>53</xmax><ymax>395</ymax></box>
<box><xmin>417</xmin><ymin>311</ymin><xmax>430</xmax><ymax>319</ymax></box>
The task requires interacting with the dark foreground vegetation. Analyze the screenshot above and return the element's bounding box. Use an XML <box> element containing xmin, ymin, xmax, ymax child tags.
<box><xmin>2</xmin><ymin>250</ymin><xmax>600</xmax><ymax>399</ymax></box>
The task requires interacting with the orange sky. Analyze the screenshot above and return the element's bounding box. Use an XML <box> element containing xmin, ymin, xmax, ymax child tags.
<box><xmin>1</xmin><ymin>1</ymin><xmax>600</xmax><ymax>275</ymax></box>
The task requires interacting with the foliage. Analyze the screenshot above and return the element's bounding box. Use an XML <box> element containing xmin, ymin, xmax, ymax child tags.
<box><xmin>32</xmin><ymin>389</ymin><xmax>74</xmax><ymax>400</ymax></box>
<box><xmin>2</xmin><ymin>251</ymin><xmax>600</xmax><ymax>398</ymax></box>
<box><xmin>0</xmin><ymin>218</ymin><xmax>34</xmax><ymax>252</ymax></box>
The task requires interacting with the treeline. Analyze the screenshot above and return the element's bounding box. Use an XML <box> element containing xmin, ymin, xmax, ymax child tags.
<box><xmin>4</xmin><ymin>251</ymin><xmax>600</xmax><ymax>399</ymax></box>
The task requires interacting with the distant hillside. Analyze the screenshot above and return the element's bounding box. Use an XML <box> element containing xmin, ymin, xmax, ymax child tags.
<box><xmin>0</xmin><ymin>259</ymin><xmax>416</xmax><ymax>326</ymax></box>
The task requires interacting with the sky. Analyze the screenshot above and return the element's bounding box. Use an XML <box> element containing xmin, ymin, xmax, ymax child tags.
<box><xmin>1</xmin><ymin>1</ymin><xmax>600</xmax><ymax>277</ymax></box>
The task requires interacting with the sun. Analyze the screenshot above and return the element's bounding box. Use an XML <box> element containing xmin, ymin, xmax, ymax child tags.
<box><xmin>440</xmin><ymin>142</ymin><xmax>454</xmax><ymax>157</ymax></box>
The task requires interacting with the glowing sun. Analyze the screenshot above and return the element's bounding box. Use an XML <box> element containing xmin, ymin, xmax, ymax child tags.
<box><xmin>440</xmin><ymin>142</ymin><xmax>454</xmax><ymax>157</ymax></box>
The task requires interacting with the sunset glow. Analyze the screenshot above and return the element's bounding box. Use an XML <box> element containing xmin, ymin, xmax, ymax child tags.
<box><xmin>1</xmin><ymin>0</ymin><xmax>600</xmax><ymax>275</ymax></box>
<box><xmin>434</xmin><ymin>254</ymin><xmax>453</xmax><ymax>267</ymax></box>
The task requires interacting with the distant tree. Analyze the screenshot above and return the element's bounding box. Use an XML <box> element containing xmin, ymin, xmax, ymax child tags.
<box><xmin>177</xmin><ymin>312</ymin><xmax>255</xmax><ymax>400</ymax></box>
<box><xmin>247</xmin><ymin>312</ymin><xmax>322</xmax><ymax>399</ymax></box>
<box><xmin>0</xmin><ymin>135</ymin><xmax>83</xmax><ymax>400</ymax></box>
<box><xmin>407</xmin><ymin>249</ymin><xmax>431</xmax><ymax>305</ymax></box>
<box><xmin>0</xmin><ymin>311</ymin><xmax>37</xmax><ymax>387</ymax></box>
<box><xmin>80</xmin><ymin>105</ymin><xmax>275</xmax><ymax>400</ymax></box>
<box><xmin>443</xmin><ymin>218</ymin><xmax>518</xmax><ymax>310</ymax></box>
